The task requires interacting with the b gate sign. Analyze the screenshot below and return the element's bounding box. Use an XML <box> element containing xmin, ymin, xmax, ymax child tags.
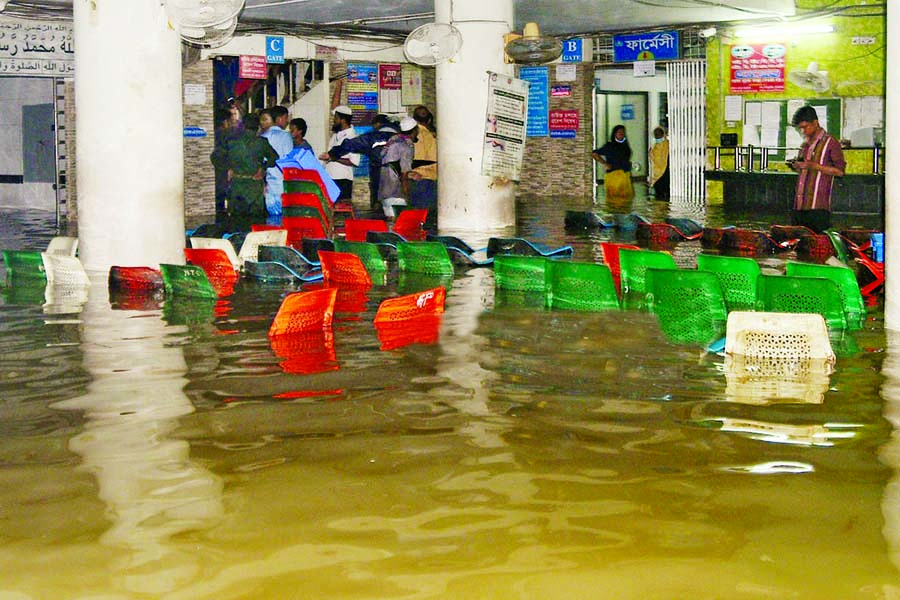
<box><xmin>561</xmin><ymin>38</ymin><xmax>586</xmax><ymax>62</ymax></box>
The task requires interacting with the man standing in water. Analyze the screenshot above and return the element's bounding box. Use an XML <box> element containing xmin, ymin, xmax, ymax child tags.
<box><xmin>788</xmin><ymin>105</ymin><xmax>845</xmax><ymax>233</ymax></box>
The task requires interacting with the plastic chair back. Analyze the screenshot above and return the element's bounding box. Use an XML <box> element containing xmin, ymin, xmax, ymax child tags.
<box><xmin>392</xmin><ymin>208</ymin><xmax>428</xmax><ymax>241</ymax></box>
<box><xmin>756</xmin><ymin>274</ymin><xmax>847</xmax><ymax>331</ymax></box>
<box><xmin>108</xmin><ymin>266</ymin><xmax>164</xmax><ymax>292</ymax></box>
<box><xmin>46</xmin><ymin>236</ymin><xmax>78</xmax><ymax>257</ymax></box>
<box><xmin>795</xmin><ymin>234</ymin><xmax>835</xmax><ymax>263</ymax></box>
<box><xmin>427</xmin><ymin>235</ymin><xmax>477</xmax><ymax>255</ymax></box>
<box><xmin>786</xmin><ymin>260</ymin><xmax>865</xmax><ymax>330</ymax></box>
<box><xmin>237</xmin><ymin>229</ymin><xmax>288</xmax><ymax>265</ymax></box>
<box><xmin>396</xmin><ymin>242</ymin><xmax>454</xmax><ymax>276</ymax></box>
<box><xmin>618</xmin><ymin>248</ymin><xmax>677</xmax><ymax>309</ymax></box>
<box><xmin>696</xmin><ymin>253</ymin><xmax>761</xmax><ymax>312</ymax></box>
<box><xmin>281</xmin><ymin>216</ymin><xmax>327</xmax><ymax>249</ymax></box>
<box><xmin>268</xmin><ymin>288</ymin><xmax>337</xmax><ymax>337</ymax></box>
<box><xmin>493</xmin><ymin>255</ymin><xmax>548</xmax><ymax>292</ymax></box>
<box><xmin>646</xmin><ymin>268</ymin><xmax>727</xmax><ymax>345</ymax></box>
<box><xmin>184</xmin><ymin>248</ymin><xmax>238</xmax><ymax>279</ymax></box>
<box><xmin>719</xmin><ymin>229</ymin><xmax>786</xmax><ymax>256</ymax></box>
<box><xmin>726</xmin><ymin>311</ymin><xmax>835</xmax><ymax>361</ymax></box>
<box><xmin>600</xmin><ymin>242</ymin><xmax>640</xmax><ymax>297</ymax></box>
<box><xmin>259</xmin><ymin>244</ymin><xmax>318</xmax><ymax>269</ymax></box>
<box><xmin>41</xmin><ymin>253</ymin><xmax>90</xmax><ymax>287</ymax></box>
<box><xmin>317</xmin><ymin>250</ymin><xmax>372</xmax><ymax>286</ymax></box>
<box><xmin>282</xmin><ymin>167</ymin><xmax>329</xmax><ymax>198</ymax></box>
<box><xmin>375</xmin><ymin>286</ymin><xmax>446</xmax><ymax>323</ymax></box>
<box><xmin>189</xmin><ymin>237</ymin><xmax>241</xmax><ymax>270</ymax></box>
<box><xmin>281</xmin><ymin>192</ymin><xmax>330</xmax><ymax>227</ymax></box>
<box><xmin>301</xmin><ymin>238</ymin><xmax>334</xmax><ymax>261</ymax></box>
<box><xmin>545</xmin><ymin>260</ymin><xmax>619</xmax><ymax>311</ymax></box>
<box><xmin>334</xmin><ymin>240</ymin><xmax>387</xmax><ymax>273</ymax></box>
<box><xmin>160</xmin><ymin>263</ymin><xmax>218</xmax><ymax>299</ymax></box>
<box><xmin>344</xmin><ymin>219</ymin><xmax>388</xmax><ymax>243</ymax></box>
<box><xmin>2</xmin><ymin>249</ymin><xmax>47</xmax><ymax>281</ymax></box>
<box><xmin>487</xmin><ymin>237</ymin><xmax>573</xmax><ymax>258</ymax></box>
<box><xmin>825</xmin><ymin>230</ymin><xmax>852</xmax><ymax>264</ymax></box>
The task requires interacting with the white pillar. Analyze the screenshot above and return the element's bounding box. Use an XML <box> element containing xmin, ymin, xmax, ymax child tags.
<box><xmin>435</xmin><ymin>0</ymin><xmax>515</xmax><ymax>231</ymax></box>
<box><xmin>74</xmin><ymin>0</ymin><xmax>185</xmax><ymax>273</ymax></box>
<box><xmin>886</xmin><ymin>4</ymin><xmax>900</xmax><ymax>330</ymax></box>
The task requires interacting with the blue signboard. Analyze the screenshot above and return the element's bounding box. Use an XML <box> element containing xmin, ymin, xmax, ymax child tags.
<box><xmin>183</xmin><ymin>126</ymin><xmax>207</xmax><ymax>138</ymax></box>
<box><xmin>519</xmin><ymin>66</ymin><xmax>549</xmax><ymax>137</ymax></box>
<box><xmin>561</xmin><ymin>38</ymin><xmax>583</xmax><ymax>63</ymax></box>
<box><xmin>266</xmin><ymin>36</ymin><xmax>285</xmax><ymax>64</ymax></box>
<box><xmin>620</xmin><ymin>104</ymin><xmax>634</xmax><ymax>120</ymax></box>
<box><xmin>613</xmin><ymin>31</ymin><xmax>679</xmax><ymax>63</ymax></box>
<box><xmin>550</xmin><ymin>130</ymin><xmax>577</xmax><ymax>139</ymax></box>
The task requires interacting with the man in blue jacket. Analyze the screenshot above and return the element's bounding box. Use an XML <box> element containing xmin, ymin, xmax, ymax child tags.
<box><xmin>323</xmin><ymin>114</ymin><xmax>397</xmax><ymax>212</ymax></box>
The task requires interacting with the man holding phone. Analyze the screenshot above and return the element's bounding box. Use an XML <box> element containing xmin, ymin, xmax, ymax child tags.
<box><xmin>788</xmin><ymin>105</ymin><xmax>845</xmax><ymax>233</ymax></box>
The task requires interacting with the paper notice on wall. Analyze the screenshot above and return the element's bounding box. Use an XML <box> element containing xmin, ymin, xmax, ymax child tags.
<box><xmin>184</xmin><ymin>83</ymin><xmax>206</xmax><ymax>105</ymax></box>
<box><xmin>745</xmin><ymin>102</ymin><xmax>761</xmax><ymax>126</ymax></box>
<box><xmin>760</xmin><ymin>102</ymin><xmax>781</xmax><ymax>128</ymax></box>
<box><xmin>724</xmin><ymin>95</ymin><xmax>743</xmax><ymax>122</ymax></box>
<box><xmin>812</xmin><ymin>105</ymin><xmax>828</xmax><ymax>130</ymax></box>
<box><xmin>482</xmin><ymin>72</ymin><xmax>529</xmax><ymax>181</ymax></box>
<box><xmin>760</xmin><ymin>128</ymin><xmax>780</xmax><ymax>153</ymax></box>
<box><xmin>742</xmin><ymin>124</ymin><xmax>760</xmax><ymax>146</ymax></box>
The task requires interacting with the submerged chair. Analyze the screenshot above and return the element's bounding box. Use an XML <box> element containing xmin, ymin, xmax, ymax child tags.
<box><xmin>646</xmin><ymin>268</ymin><xmax>727</xmax><ymax>345</ymax></box>
<box><xmin>427</xmin><ymin>234</ymin><xmax>493</xmax><ymax>267</ymax></box>
<box><xmin>160</xmin><ymin>263</ymin><xmax>218</xmax><ymax>299</ymax></box>
<box><xmin>756</xmin><ymin>274</ymin><xmax>847</xmax><ymax>331</ymax></box>
<box><xmin>826</xmin><ymin>230</ymin><xmax>884</xmax><ymax>297</ymax></box>
<box><xmin>374</xmin><ymin>286</ymin><xmax>446</xmax><ymax>350</ymax></box>
<box><xmin>237</xmin><ymin>229</ymin><xmax>288</xmax><ymax>265</ymax></box>
<box><xmin>3</xmin><ymin>249</ymin><xmax>47</xmax><ymax>281</ymax></box>
<box><xmin>725</xmin><ymin>311</ymin><xmax>835</xmax><ymax>363</ymax></box>
<box><xmin>396</xmin><ymin>242</ymin><xmax>454</xmax><ymax>276</ymax></box>
<box><xmin>189</xmin><ymin>237</ymin><xmax>241</xmax><ymax>271</ymax></box>
<box><xmin>333</xmin><ymin>240</ymin><xmax>387</xmax><ymax>274</ymax></box>
<box><xmin>493</xmin><ymin>255</ymin><xmax>548</xmax><ymax>292</ymax></box>
<box><xmin>46</xmin><ymin>236</ymin><xmax>79</xmax><ymax>257</ymax></box>
<box><xmin>392</xmin><ymin>208</ymin><xmax>428</xmax><ymax>241</ymax></box>
<box><xmin>281</xmin><ymin>192</ymin><xmax>331</xmax><ymax>231</ymax></box>
<box><xmin>486</xmin><ymin>237</ymin><xmax>573</xmax><ymax>259</ymax></box>
<box><xmin>184</xmin><ymin>248</ymin><xmax>238</xmax><ymax>280</ymax></box>
<box><xmin>617</xmin><ymin>248</ymin><xmax>677</xmax><ymax>309</ymax></box>
<box><xmin>318</xmin><ymin>250</ymin><xmax>373</xmax><ymax>287</ymax></box>
<box><xmin>600</xmin><ymin>242</ymin><xmax>640</xmax><ymax>297</ymax></box>
<box><xmin>785</xmin><ymin>260</ymin><xmax>865</xmax><ymax>330</ymax></box>
<box><xmin>268</xmin><ymin>287</ymin><xmax>337</xmax><ymax>337</ymax></box>
<box><xmin>545</xmin><ymin>260</ymin><xmax>619</xmax><ymax>312</ymax></box>
<box><xmin>108</xmin><ymin>266</ymin><xmax>164</xmax><ymax>293</ymax></box>
<box><xmin>636</xmin><ymin>219</ymin><xmax>703</xmax><ymax>248</ymax></box>
<box><xmin>281</xmin><ymin>216</ymin><xmax>327</xmax><ymax>250</ymax></box>
<box><xmin>41</xmin><ymin>253</ymin><xmax>90</xmax><ymax>287</ymax></box>
<box><xmin>717</xmin><ymin>228</ymin><xmax>793</xmax><ymax>256</ymax></box>
<box><xmin>696</xmin><ymin>253</ymin><xmax>761</xmax><ymax>313</ymax></box>
<box><xmin>344</xmin><ymin>218</ymin><xmax>388</xmax><ymax>242</ymax></box>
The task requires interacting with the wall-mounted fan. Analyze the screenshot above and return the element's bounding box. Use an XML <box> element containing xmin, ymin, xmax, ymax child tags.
<box><xmin>788</xmin><ymin>61</ymin><xmax>831</xmax><ymax>93</ymax></box>
<box><xmin>404</xmin><ymin>22</ymin><xmax>463</xmax><ymax>66</ymax></box>
<box><xmin>165</xmin><ymin>0</ymin><xmax>243</xmax><ymax>48</ymax></box>
<box><xmin>504</xmin><ymin>22</ymin><xmax>562</xmax><ymax>64</ymax></box>
<box><xmin>179</xmin><ymin>17</ymin><xmax>238</xmax><ymax>49</ymax></box>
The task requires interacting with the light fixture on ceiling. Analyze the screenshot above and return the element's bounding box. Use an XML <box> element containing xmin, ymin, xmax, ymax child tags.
<box><xmin>734</xmin><ymin>24</ymin><xmax>834</xmax><ymax>38</ymax></box>
<box><xmin>699</xmin><ymin>27</ymin><xmax>717</xmax><ymax>39</ymax></box>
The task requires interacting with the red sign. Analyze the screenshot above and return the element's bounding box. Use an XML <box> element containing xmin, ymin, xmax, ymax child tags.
<box><xmin>549</xmin><ymin>109</ymin><xmax>579</xmax><ymax>130</ymax></box>
<box><xmin>379</xmin><ymin>63</ymin><xmax>402</xmax><ymax>89</ymax></box>
<box><xmin>729</xmin><ymin>43</ymin><xmax>786</xmax><ymax>93</ymax></box>
<box><xmin>551</xmin><ymin>85</ymin><xmax>571</xmax><ymax>97</ymax></box>
<box><xmin>239</xmin><ymin>55</ymin><xmax>268</xmax><ymax>80</ymax></box>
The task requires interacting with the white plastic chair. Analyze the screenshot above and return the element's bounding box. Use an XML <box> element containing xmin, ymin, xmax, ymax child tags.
<box><xmin>189</xmin><ymin>237</ymin><xmax>240</xmax><ymax>271</ymax></box>
<box><xmin>40</xmin><ymin>253</ymin><xmax>91</xmax><ymax>287</ymax></box>
<box><xmin>237</xmin><ymin>229</ymin><xmax>288</xmax><ymax>266</ymax></box>
<box><xmin>46</xmin><ymin>236</ymin><xmax>78</xmax><ymax>257</ymax></box>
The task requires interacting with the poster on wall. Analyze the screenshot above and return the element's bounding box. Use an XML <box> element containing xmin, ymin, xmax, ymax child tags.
<box><xmin>481</xmin><ymin>72</ymin><xmax>529</xmax><ymax>181</ymax></box>
<box><xmin>239</xmin><ymin>55</ymin><xmax>268</xmax><ymax>79</ymax></box>
<box><xmin>0</xmin><ymin>16</ymin><xmax>74</xmax><ymax>75</ymax></box>
<box><xmin>518</xmin><ymin>66</ymin><xmax>548</xmax><ymax>137</ymax></box>
<box><xmin>401</xmin><ymin>64</ymin><xmax>423</xmax><ymax>105</ymax></box>
<box><xmin>346</xmin><ymin>62</ymin><xmax>379</xmax><ymax>125</ymax></box>
<box><xmin>549</xmin><ymin>110</ymin><xmax>578</xmax><ymax>138</ymax></box>
<box><xmin>379</xmin><ymin>63</ymin><xmax>402</xmax><ymax>113</ymax></box>
<box><xmin>729</xmin><ymin>43</ymin><xmax>786</xmax><ymax>93</ymax></box>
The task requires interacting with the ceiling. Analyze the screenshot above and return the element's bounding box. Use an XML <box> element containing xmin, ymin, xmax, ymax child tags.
<box><xmin>6</xmin><ymin>0</ymin><xmax>798</xmax><ymax>40</ymax></box>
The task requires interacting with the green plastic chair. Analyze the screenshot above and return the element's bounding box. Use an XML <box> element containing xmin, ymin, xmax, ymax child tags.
<box><xmin>696</xmin><ymin>253</ymin><xmax>761</xmax><ymax>312</ymax></box>
<box><xmin>493</xmin><ymin>255</ymin><xmax>548</xmax><ymax>292</ymax></box>
<box><xmin>334</xmin><ymin>240</ymin><xmax>387</xmax><ymax>273</ymax></box>
<box><xmin>396</xmin><ymin>242</ymin><xmax>454</xmax><ymax>276</ymax></box>
<box><xmin>160</xmin><ymin>263</ymin><xmax>218</xmax><ymax>299</ymax></box>
<box><xmin>785</xmin><ymin>260</ymin><xmax>865</xmax><ymax>330</ymax></box>
<box><xmin>756</xmin><ymin>274</ymin><xmax>847</xmax><ymax>331</ymax></box>
<box><xmin>545</xmin><ymin>260</ymin><xmax>619</xmax><ymax>311</ymax></box>
<box><xmin>618</xmin><ymin>248</ymin><xmax>677</xmax><ymax>310</ymax></box>
<box><xmin>2</xmin><ymin>249</ymin><xmax>47</xmax><ymax>281</ymax></box>
<box><xmin>646</xmin><ymin>268</ymin><xmax>727</xmax><ymax>345</ymax></box>
<box><xmin>824</xmin><ymin>229</ymin><xmax>851</xmax><ymax>265</ymax></box>
<box><xmin>284</xmin><ymin>180</ymin><xmax>330</xmax><ymax>215</ymax></box>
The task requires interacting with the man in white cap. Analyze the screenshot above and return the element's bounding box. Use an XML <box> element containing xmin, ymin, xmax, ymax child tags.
<box><xmin>318</xmin><ymin>105</ymin><xmax>359</xmax><ymax>202</ymax></box>
<box><xmin>378</xmin><ymin>116</ymin><xmax>419</xmax><ymax>218</ymax></box>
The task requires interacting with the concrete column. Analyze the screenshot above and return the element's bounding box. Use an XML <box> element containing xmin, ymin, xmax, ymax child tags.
<box><xmin>435</xmin><ymin>0</ymin><xmax>515</xmax><ymax>231</ymax></box>
<box><xmin>886</xmin><ymin>4</ymin><xmax>900</xmax><ymax>330</ymax></box>
<box><xmin>74</xmin><ymin>0</ymin><xmax>185</xmax><ymax>273</ymax></box>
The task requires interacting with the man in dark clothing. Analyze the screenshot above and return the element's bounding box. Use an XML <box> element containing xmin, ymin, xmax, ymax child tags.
<box><xmin>222</xmin><ymin>113</ymin><xmax>279</xmax><ymax>229</ymax></box>
<box><xmin>210</xmin><ymin>107</ymin><xmax>241</xmax><ymax>220</ymax></box>
<box><xmin>323</xmin><ymin>114</ymin><xmax>398</xmax><ymax>212</ymax></box>
<box><xmin>289</xmin><ymin>117</ymin><xmax>314</xmax><ymax>153</ymax></box>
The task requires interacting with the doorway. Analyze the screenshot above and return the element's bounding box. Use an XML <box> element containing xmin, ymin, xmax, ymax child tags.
<box><xmin>594</xmin><ymin>92</ymin><xmax>648</xmax><ymax>184</ymax></box>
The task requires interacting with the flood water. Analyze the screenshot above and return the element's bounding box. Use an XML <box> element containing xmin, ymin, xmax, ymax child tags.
<box><xmin>1</xmin><ymin>189</ymin><xmax>900</xmax><ymax>599</ymax></box>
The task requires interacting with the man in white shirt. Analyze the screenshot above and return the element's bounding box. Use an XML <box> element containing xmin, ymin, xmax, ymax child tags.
<box><xmin>318</xmin><ymin>105</ymin><xmax>359</xmax><ymax>202</ymax></box>
<box><xmin>259</xmin><ymin>107</ymin><xmax>294</xmax><ymax>218</ymax></box>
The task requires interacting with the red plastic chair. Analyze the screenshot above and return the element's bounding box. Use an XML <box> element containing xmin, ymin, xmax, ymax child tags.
<box><xmin>108</xmin><ymin>266</ymin><xmax>164</xmax><ymax>292</ymax></box>
<box><xmin>830</xmin><ymin>231</ymin><xmax>884</xmax><ymax>297</ymax></box>
<box><xmin>344</xmin><ymin>219</ymin><xmax>388</xmax><ymax>243</ymax></box>
<box><xmin>317</xmin><ymin>250</ymin><xmax>373</xmax><ymax>286</ymax></box>
<box><xmin>281</xmin><ymin>216</ymin><xmax>327</xmax><ymax>249</ymax></box>
<box><xmin>183</xmin><ymin>248</ymin><xmax>237</xmax><ymax>297</ymax></box>
<box><xmin>392</xmin><ymin>209</ymin><xmax>428</xmax><ymax>241</ymax></box>
<box><xmin>250</xmin><ymin>224</ymin><xmax>284</xmax><ymax>232</ymax></box>
<box><xmin>375</xmin><ymin>286</ymin><xmax>446</xmax><ymax>323</ymax></box>
<box><xmin>282</xmin><ymin>192</ymin><xmax>331</xmax><ymax>230</ymax></box>
<box><xmin>268</xmin><ymin>287</ymin><xmax>337</xmax><ymax>337</ymax></box>
<box><xmin>600</xmin><ymin>242</ymin><xmax>640</xmax><ymax>297</ymax></box>
<box><xmin>283</xmin><ymin>167</ymin><xmax>329</xmax><ymax>199</ymax></box>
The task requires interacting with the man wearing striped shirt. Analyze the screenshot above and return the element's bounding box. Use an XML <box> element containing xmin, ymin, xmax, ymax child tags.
<box><xmin>788</xmin><ymin>105</ymin><xmax>845</xmax><ymax>233</ymax></box>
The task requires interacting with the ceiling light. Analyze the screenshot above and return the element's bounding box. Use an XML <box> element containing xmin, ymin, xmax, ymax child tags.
<box><xmin>734</xmin><ymin>24</ymin><xmax>834</xmax><ymax>38</ymax></box>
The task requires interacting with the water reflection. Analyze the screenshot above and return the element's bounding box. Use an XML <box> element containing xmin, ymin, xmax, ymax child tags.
<box><xmin>54</xmin><ymin>275</ymin><xmax>223</xmax><ymax>595</ymax></box>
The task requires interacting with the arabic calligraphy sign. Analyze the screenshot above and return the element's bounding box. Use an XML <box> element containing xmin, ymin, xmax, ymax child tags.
<box><xmin>0</xmin><ymin>17</ymin><xmax>74</xmax><ymax>76</ymax></box>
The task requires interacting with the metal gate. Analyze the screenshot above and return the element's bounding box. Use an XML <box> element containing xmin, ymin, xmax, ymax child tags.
<box><xmin>666</xmin><ymin>60</ymin><xmax>706</xmax><ymax>202</ymax></box>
